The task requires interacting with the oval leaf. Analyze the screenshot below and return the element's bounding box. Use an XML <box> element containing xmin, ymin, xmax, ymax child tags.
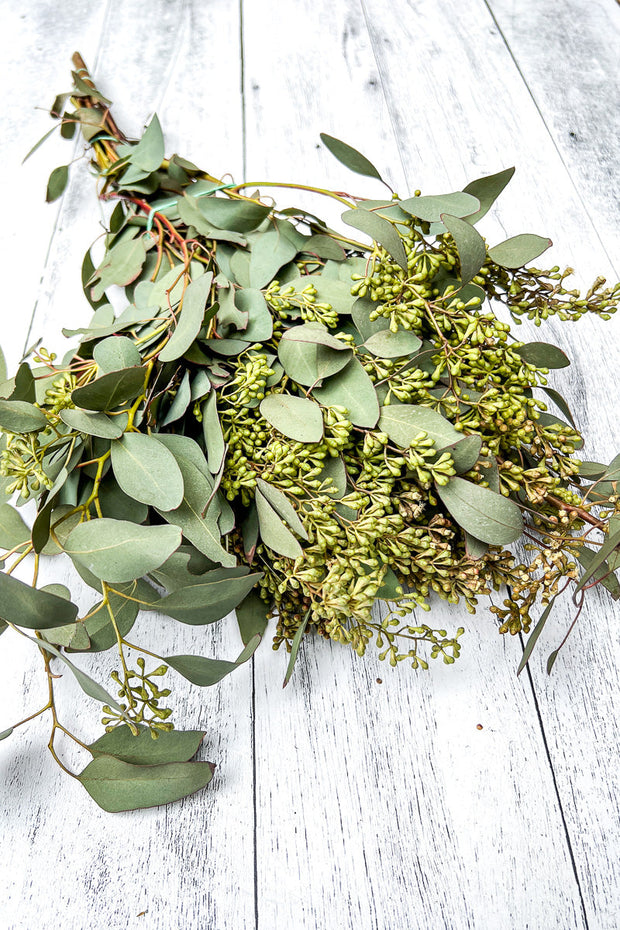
<box><xmin>89</xmin><ymin>726</ymin><xmax>205</xmax><ymax>765</ymax></box>
<box><xmin>363</xmin><ymin>329</ymin><xmax>422</xmax><ymax>358</ymax></box>
<box><xmin>111</xmin><ymin>432</ymin><xmax>184</xmax><ymax>510</ymax></box>
<box><xmin>78</xmin><ymin>755</ymin><xmax>214</xmax><ymax>813</ymax></box>
<box><xmin>436</xmin><ymin>477</ymin><xmax>523</xmax><ymax>545</ymax></box>
<box><xmin>0</xmin><ymin>571</ymin><xmax>78</xmax><ymax>630</ymax></box>
<box><xmin>462</xmin><ymin>167</ymin><xmax>515</xmax><ymax>224</ymax></box>
<box><xmin>157</xmin><ymin>570</ymin><xmax>261</xmax><ymax>625</ymax></box>
<box><xmin>72</xmin><ymin>366</ymin><xmax>146</xmax><ymax>412</ymax></box>
<box><xmin>93</xmin><ymin>335</ymin><xmax>141</xmax><ymax>372</ymax></box>
<box><xmin>0</xmin><ymin>400</ymin><xmax>47</xmax><ymax>433</ymax></box>
<box><xmin>256</xmin><ymin>491</ymin><xmax>303</xmax><ymax>559</ymax></box>
<box><xmin>60</xmin><ymin>408</ymin><xmax>124</xmax><ymax>439</ymax></box>
<box><xmin>400</xmin><ymin>192</ymin><xmax>480</xmax><ymax>223</ymax></box>
<box><xmin>166</xmin><ymin>634</ymin><xmax>261</xmax><ymax>686</ymax></box>
<box><xmin>46</xmin><ymin>164</ymin><xmax>69</xmax><ymax>203</ymax></box>
<box><xmin>378</xmin><ymin>404</ymin><xmax>462</xmax><ymax>450</ymax></box>
<box><xmin>260</xmin><ymin>394</ymin><xmax>324</xmax><ymax>443</ymax></box>
<box><xmin>313</xmin><ymin>357</ymin><xmax>379</xmax><ymax>428</ymax></box>
<box><xmin>488</xmin><ymin>234</ymin><xmax>552</xmax><ymax>269</ymax></box>
<box><xmin>341</xmin><ymin>208</ymin><xmax>407</xmax><ymax>272</ymax></box>
<box><xmin>64</xmin><ymin>519</ymin><xmax>182</xmax><ymax>583</ymax></box>
<box><xmin>278</xmin><ymin>324</ymin><xmax>352</xmax><ymax>386</ymax></box>
<box><xmin>515</xmin><ymin>342</ymin><xmax>570</xmax><ymax>369</ymax></box>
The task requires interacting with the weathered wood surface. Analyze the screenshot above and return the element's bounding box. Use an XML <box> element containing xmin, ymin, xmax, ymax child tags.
<box><xmin>1</xmin><ymin>1</ymin><xmax>619</xmax><ymax>927</ymax></box>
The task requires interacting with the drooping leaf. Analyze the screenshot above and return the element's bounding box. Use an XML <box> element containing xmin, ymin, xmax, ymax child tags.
<box><xmin>46</xmin><ymin>165</ymin><xmax>69</xmax><ymax>203</ymax></box>
<box><xmin>0</xmin><ymin>400</ymin><xmax>47</xmax><ymax>433</ymax></box>
<box><xmin>236</xmin><ymin>590</ymin><xmax>269</xmax><ymax>644</ymax></box>
<box><xmin>441</xmin><ymin>213</ymin><xmax>487</xmax><ymax>285</ymax></box>
<box><xmin>63</xmin><ymin>519</ymin><xmax>182</xmax><ymax>583</ymax></box>
<box><xmin>93</xmin><ymin>335</ymin><xmax>141</xmax><ymax>372</ymax></box>
<box><xmin>0</xmin><ymin>571</ymin><xmax>78</xmax><ymax>629</ymax></box>
<box><xmin>110</xmin><ymin>432</ymin><xmax>184</xmax><ymax>510</ymax></box>
<box><xmin>256</xmin><ymin>490</ymin><xmax>303</xmax><ymax>559</ymax></box>
<box><xmin>577</xmin><ymin>461</ymin><xmax>607</xmax><ymax>481</ymax></box>
<box><xmin>202</xmin><ymin>392</ymin><xmax>226</xmax><ymax>474</ymax></box>
<box><xmin>156</xmin><ymin>456</ymin><xmax>236</xmax><ymax>567</ymax></box>
<box><xmin>574</xmin><ymin>525</ymin><xmax>620</xmax><ymax>594</ymax></box>
<box><xmin>78</xmin><ymin>754</ymin><xmax>214</xmax><ymax>813</ymax></box>
<box><xmin>488</xmin><ymin>234</ymin><xmax>552</xmax><ymax>269</ymax></box>
<box><xmin>341</xmin><ymin>208</ymin><xmax>407</xmax><ymax>271</ymax></box>
<box><xmin>540</xmin><ymin>386</ymin><xmax>576</xmax><ymax>428</ymax></box>
<box><xmin>89</xmin><ymin>726</ymin><xmax>205</xmax><ymax>765</ymax></box>
<box><xmin>515</xmin><ymin>342</ymin><xmax>570</xmax><ymax>369</ymax></box>
<box><xmin>59</xmin><ymin>408</ymin><xmax>124</xmax><ymax>440</ymax></box>
<box><xmin>464</xmin><ymin>532</ymin><xmax>489</xmax><ymax>560</ymax></box>
<box><xmin>166</xmin><ymin>634</ymin><xmax>261</xmax><ymax>686</ymax></box>
<box><xmin>462</xmin><ymin>167</ymin><xmax>515</xmax><ymax>224</ymax></box>
<box><xmin>399</xmin><ymin>192</ymin><xmax>480</xmax><ymax>223</ymax></box>
<box><xmin>159</xmin><ymin>272</ymin><xmax>213</xmax><ymax>362</ymax></box>
<box><xmin>0</xmin><ymin>504</ymin><xmax>30</xmax><ymax>551</ymax></box>
<box><xmin>283</xmin><ymin>610</ymin><xmax>310</xmax><ymax>687</ymax></box>
<box><xmin>575</xmin><ymin>547</ymin><xmax>620</xmax><ymax>600</ymax></box>
<box><xmin>156</xmin><ymin>569</ymin><xmax>261</xmax><ymax>625</ymax></box>
<box><xmin>436</xmin><ymin>477</ymin><xmax>524</xmax><ymax>545</ymax></box>
<box><xmin>313</xmin><ymin>357</ymin><xmax>379</xmax><ymax>428</ymax></box>
<box><xmin>71</xmin><ymin>366</ymin><xmax>146</xmax><ymax>412</ymax></box>
<box><xmin>517</xmin><ymin>599</ymin><xmax>556</xmax><ymax>675</ymax></box>
<box><xmin>260</xmin><ymin>394</ymin><xmax>324</xmax><ymax>443</ymax></box>
<box><xmin>255</xmin><ymin>478</ymin><xmax>308</xmax><ymax>540</ymax></box>
<box><xmin>0</xmin><ymin>727</ymin><xmax>13</xmax><ymax>741</ymax></box>
<box><xmin>320</xmin><ymin>133</ymin><xmax>384</xmax><ymax>182</ymax></box>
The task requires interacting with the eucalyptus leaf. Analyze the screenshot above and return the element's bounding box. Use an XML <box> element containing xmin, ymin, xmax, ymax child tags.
<box><xmin>166</xmin><ymin>634</ymin><xmax>261</xmax><ymax>686</ymax></box>
<box><xmin>78</xmin><ymin>755</ymin><xmax>214</xmax><ymax>813</ymax></box>
<box><xmin>248</xmin><ymin>229</ymin><xmax>298</xmax><ymax>289</ymax></box>
<box><xmin>0</xmin><ymin>503</ymin><xmax>30</xmax><ymax>551</ymax></box>
<box><xmin>515</xmin><ymin>342</ymin><xmax>570</xmax><ymax>369</ymax></box>
<box><xmin>0</xmin><ymin>400</ymin><xmax>47</xmax><ymax>433</ymax></box>
<box><xmin>93</xmin><ymin>335</ymin><xmax>141</xmax><ymax>372</ymax></box>
<box><xmin>196</xmin><ymin>195</ymin><xmax>271</xmax><ymax>233</ymax></box>
<box><xmin>236</xmin><ymin>590</ymin><xmax>269</xmax><ymax>645</ymax></box>
<box><xmin>517</xmin><ymin>599</ymin><xmax>556</xmax><ymax>675</ymax></box>
<box><xmin>260</xmin><ymin>394</ymin><xmax>324</xmax><ymax>443</ymax></box>
<box><xmin>0</xmin><ymin>571</ymin><xmax>78</xmax><ymax>629</ymax></box>
<box><xmin>202</xmin><ymin>392</ymin><xmax>226</xmax><ymax>474</ymax></box>
<box><xmin>159</xmin><ymin>272</ymin><xmax>213</xmax><ymax>362</ymax></box>
<box><xmin>378</xmin><ymin>404</ymin><xmax>462</xmax><ymax>451</ymax></box>
<box><xmin>313</xmin><ymin>357</ymin><xmax>379</xmax><ymax>428</ymax></box>
<box><xmin>90</xmin><ymin>236</ymin><xmax>148</xmax><ymax>301</ymax></box>
<box><xmin>441</xmin><ymin>213</ymin><xmax>487</xmax><ymax>285</ymax></box>
<box><xmin>89</xmin><ymin>726</ymin><xmax>205</xmax><ymax>765</ymax></box>
<box><xmin>341</xmin><ymin>208</ymin><xmax>407</xmax><ymax>272</ymax></box>
<box><xmin>60</xmin><ymin>408</ymin><xmax>124</xmax><ymax>440</ymax></box>
<box><xmin>256</xmin><ymin>490</ymin><xmax>303</xmax><ymax>559</ymax></box>
<box><xmin>363</xmin><ymin>329</ymin><xmax>422</xmax><ymax>358</ymax></box>
<box><xmin>156</xmin><ymin>570</ymin><xmax>261</xmax><ymax>625</ymax></box>
<box><xmin>283</xmin><ymin>610</ymin><xmax>310</xmax><ymax>687</ymax></box>
<box><xmin>72</xmin><ymin>366</ymin><xmax>145</xmax><ymax>412</ymax></box>
<box><xmin>320</xmin><ymin>133</ymin><xmax>384</xmax><ymax>182</ymax></box>
<box><xmin>489</xmin><ymin>234</ymin><xmax>552</xmax><ymax>269</ymax></box>
<box><xmin>111</xmin><ymin>432</ymin><xmax>184</xmax><ymax>510</ymax></box>
<box><xmin>46</xmin><ymin>165</ymin><xmax>69</xmax><ymax>203</ymax></box>
<box><xmin>436</xmin><ymin>477</ymin><xmax>524</xmax><ymax>545</ymax></box>
<box><xmin>278</xmin><ymin>323</ymin><xmax>352</xmax><ymax>386</ymax></box>
<box><xmin>255</xmin><ymin>478</ymin><xmax>308</xmax><ymax>540</ymax></box>
<box><xmin>462</xmin><ymin>167</ymin><xmax>515</xmax><ymax>224</ymax></box>
<box><xmin>64</xmin><ymin>519</ymin><xmax>182</xmax><ymax>583</ymax></box>
<box><xmin>400</xmin><ymin>192</ymin><xmax>480</xmax><ymax>223</ymax></box>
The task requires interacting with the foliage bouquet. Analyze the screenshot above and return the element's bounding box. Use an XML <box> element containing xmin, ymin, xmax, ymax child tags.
<box><xmin>1</xmin><ymin>55</ymin><xmax>619</xmax><ymax>811</ymax></box>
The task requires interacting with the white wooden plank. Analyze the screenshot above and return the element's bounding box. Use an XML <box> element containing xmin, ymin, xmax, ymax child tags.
<box><xmin>487</xmin><ymin>0</ymin><xmax>620</xmax><ymax>265</ymax></box>
<box><xmin>242</xmin><ymin>1</ymin><xmax>590</xmax><ymax>926</ymax></box>
<box><xmin>0</xmin><ymin>3</ymin><xmax>254</xmax><ymax>929</ymax></box>
<box><xmin>360</xmin><ymin>2</ymin><xmax>620</xmax><ymax>927</ymax></box>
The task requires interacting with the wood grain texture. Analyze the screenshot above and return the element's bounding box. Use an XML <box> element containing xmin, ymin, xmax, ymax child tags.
<box><xmin>0</xmin><ymin>0</ymin><xmax>619</xmax><ymax>927</ymax></box>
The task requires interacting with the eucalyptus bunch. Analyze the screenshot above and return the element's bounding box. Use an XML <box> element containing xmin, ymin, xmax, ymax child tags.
<box><xmin>1</xmin><ymin>55</ymin><xmax>619</xmax><ymax>812</ymax></box>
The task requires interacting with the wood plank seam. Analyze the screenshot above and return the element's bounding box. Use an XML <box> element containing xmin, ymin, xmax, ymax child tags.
<box><xmin>482</xmin><ymin>0</ymin><xmax>619</xmax><ymax>279</ymax></box>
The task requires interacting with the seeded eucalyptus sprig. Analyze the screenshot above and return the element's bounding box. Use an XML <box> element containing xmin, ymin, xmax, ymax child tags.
<box><xmin>1</xmin><ymin>53</ymin><xmax>619</xmax><ymax>812</ymax></box>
